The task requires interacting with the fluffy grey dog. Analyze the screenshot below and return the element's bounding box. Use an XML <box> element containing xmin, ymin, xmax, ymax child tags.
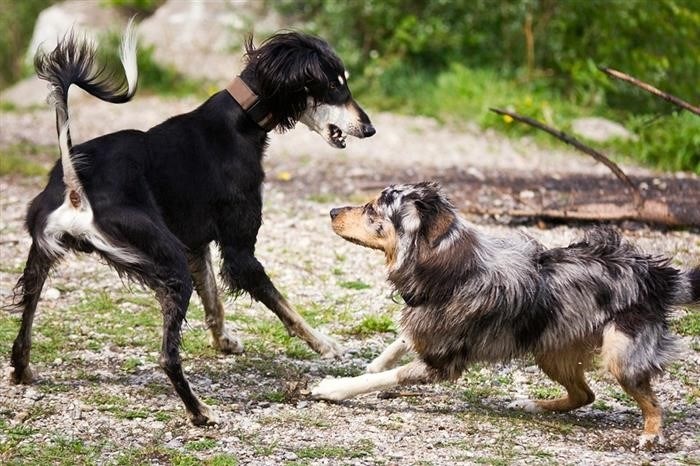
<box><xmin>312</xmin><ymin>181</ymin><xmax>699</xmax><ymax>448</ymax></box>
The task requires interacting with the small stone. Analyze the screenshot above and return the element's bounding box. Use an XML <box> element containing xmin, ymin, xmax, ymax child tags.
<box><xmin>519</xmin><ymin>190</ymin><xmax>535</xmax><ymax>200</ymax></box>
<box><xmin>44</xmin><ymin>287</ymin><xmax>61</xmax><ymax>300</ymax></box>
<box><xmin>283</xmin><ymin>452</ymin><xmax>298</xmax><ymax>461</ymax></box>
<box><xmin>14</xmin><ymin>410</ymin><xmax>30</xmax><ymax>423</ymax></box>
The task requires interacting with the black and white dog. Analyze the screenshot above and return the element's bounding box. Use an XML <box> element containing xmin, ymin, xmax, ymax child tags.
<box><xmin>313</xmin><ymin>182</ymin><xmax>699</xmax><ymax>447</ymax></box>
<box><xmin>9</xmin><ymin>21</ymin><xmax>374</xmax><ymax>425</ymax></box>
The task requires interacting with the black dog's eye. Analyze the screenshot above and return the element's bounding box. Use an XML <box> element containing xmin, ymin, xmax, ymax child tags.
<box><xmin>330</xmin><ymin>81</ymin><xmax>338</xmax><ymax>90</ymax></box>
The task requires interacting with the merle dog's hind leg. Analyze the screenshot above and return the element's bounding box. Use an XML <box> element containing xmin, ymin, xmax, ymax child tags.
<box><xmin>510</xmin><ymin>346</ymin><xmax>595</xmax><ymax>414</ymax></box>
<box><xmin>188</xmin><ymin>246</ymin><xmax>243</xmax><ymax>354</ymax></box>
<box><xmin>10</xmin><ymin>243</ymin><xmax>57</xmax><ymax>385</ymax></box>
<box><xmin>98</xmin><ymin>207</ymin><xmax>218</xmax><ymax>425</ymax></box>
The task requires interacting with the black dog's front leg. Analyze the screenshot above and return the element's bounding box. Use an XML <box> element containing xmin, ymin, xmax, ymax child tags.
<box><xmin>221</xmin><ymin>244</ymin><xmax>342</xmax><ymax>358</ymax></box>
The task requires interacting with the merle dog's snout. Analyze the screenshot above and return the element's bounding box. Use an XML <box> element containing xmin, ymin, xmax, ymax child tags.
<box><xmin>330</xmin><ymin>208</ymin><xmax>342</xmax><ymax>220</ymax></box>
<box><xmin>361</xmin><ymin>123</ymin><xmax>376</xmax><ymax>138</ymax></box>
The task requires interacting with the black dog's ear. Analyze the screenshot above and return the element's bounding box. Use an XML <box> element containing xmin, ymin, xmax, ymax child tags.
<box><xmin>245</xmin><ymin>32</ymin><xmax>342</xmax><ymax>131</ymax></box>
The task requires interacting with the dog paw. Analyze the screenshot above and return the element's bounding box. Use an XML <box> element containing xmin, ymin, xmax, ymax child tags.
<box><xmin>212</xmin><ymin>330</ymin><xmax>244</xmax><ymax>355</ymax></box>
<box><xmin>190</xmin><ymin>404</ymin><xmax>220</xmax><ymax>426</ymax></box>
<box><xmin>638</xmin><ymin>433</ymin><xmax>665</xmax><ymax>450</ymax></box>
<box><xmin>315</xmin><ymin>333</ymin><xmax>344</xmax><ymax>359</ymax></box>
<box><xmin>311</xmin><ymin>377</ymin><xmax>353</xmax><ymax>401</ymax></box>
<box><xmin>366</xmin><ymin>360</ymin><xmax>386</xmax><ymax>374</ymax></box>
<box><xmin>9</xmin><ymin>366</ymin><xmax>34</xmax><ymax>385</ymax></box>
<box><xmin>507</xmin><ymin>398</ymin><xmax>543</xmax><ymax>413</ymax></box>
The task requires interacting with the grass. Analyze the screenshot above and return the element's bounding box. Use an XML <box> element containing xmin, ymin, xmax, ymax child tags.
<box><xmin>346</xmin><ymin>313</ymin><xmax>395</xmax><ymax>337</ymax></box>
<box><xmin>672</xmin><ymin>311</ymin><xmax>700</xmax><ymax>337</ymax></box>
<box><xmin>339</xmin><ymin>279</ymin><xmax>372</xmax><ymax>290</ymax></box>
<box><xmin>0</xmin><ymin>142</ymin><xmax>52</xmax><ymax>177</ymax></box>
<box><xmin>295</xmin><ymin>439</ymin><xmax>374</xmax><ymax>460</ymax></box>
<box><xmin>356</xmin><ymin>62</ymin><xmax>699</xmax><ymax>173</ymax></box>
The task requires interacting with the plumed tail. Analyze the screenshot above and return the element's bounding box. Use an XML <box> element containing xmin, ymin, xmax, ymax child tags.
<box><xmin>674</xmin><ymin>267</ymin><xmax>700</xmax><ymax>306</ymax></box>
<box><xmin>34</xmin><ymin>18</ymin><xmax>138</xmax><ymax>200</ymax></box>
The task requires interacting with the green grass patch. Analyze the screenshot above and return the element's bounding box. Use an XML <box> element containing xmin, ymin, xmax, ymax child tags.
<box><xmin>0</xmin><ymin>143</ymin><xmax>52</xmax><ymax>177</ymax></box>
<box><xmin>529</xmin><ymin>386</ymin><xmax>563</xmax><ymax>400</ymax></box>
<box><xmin>339</xmin><ymin>280</ymin><xmax>371</xmax><ymax>290</ymax></box>
<box><xmin>346</xmin><ymin>314</ymin><xmax>395</xmax><ymax>337</ymax></box>
<box><xmin>295</xmin><ymin>439</ymin><xmax>374</xmax><ymax>460</ymax></box>
<box><xmin>2</xmin><ymin>435</ymin><xmax>101</xmax><ymax>466</ymax></box>
<box><xmin>672</xmin><ymin>311</ymin><xmax>700</xmax><ymax>337</ymax></box>
<box><xmin>185</xmin><ymin>438</ymin><xmax>218</xmax><ymax>452</ymax></box>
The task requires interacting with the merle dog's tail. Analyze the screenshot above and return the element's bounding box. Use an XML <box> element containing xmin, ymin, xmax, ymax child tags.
<box><xmin>675</xmin><ymin>267</ymin><xmax>700</xmax><ymax>306</ymax></box>
<box><xmin>34</xmin><ymin>18</ymin><xmax>138</xmax><ymax>202</ymax></box>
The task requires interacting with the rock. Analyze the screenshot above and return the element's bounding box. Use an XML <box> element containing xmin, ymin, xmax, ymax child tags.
<box><xmin>571</xmin><ymin>117</ymin><xmax>635</xmax><ymax>142</ymax></box>
<box><xmin>0</xmin><ymin>76</ymin><xmax>50</xmax><ymax>109</ymax></box>
<box><xmin>43</xmin><ymin>287</ymin><xmax>61</xmax><ymax>300</ymax></box>
<box><xmin>26</xmin><ymin>1</ymin><xmax>127</xmax><ymax>62</ymax></box>
<box><xmin>138</xmin><ymin>0</ymin><xmax>286</xmax><ymax>84</ymax></box>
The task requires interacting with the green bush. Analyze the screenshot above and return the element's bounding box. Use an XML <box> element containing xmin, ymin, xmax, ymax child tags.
<box><xmin>0</xmin><ymin>0</ymin><xmax>56</xmax><ymax>88</ymax></box>
<box><xmin>275</xmin><ymin>0</ymin><xmax>700</xmax><ymax>172</ymax></box>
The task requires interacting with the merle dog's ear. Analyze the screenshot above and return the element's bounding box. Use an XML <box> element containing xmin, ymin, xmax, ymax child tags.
<box><xmin>245</xmin><ymin>32</ymin><xmax>341</xmax><ymax>131</ymax></box>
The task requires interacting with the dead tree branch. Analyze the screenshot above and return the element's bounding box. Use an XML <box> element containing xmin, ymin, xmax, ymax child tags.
<box><xmin>489</xmin><ymin>108</ymin><xmax>643</xmax><ymax>209</ymax></box>
<box><xmin>598</xmin><ymin>67</ymin><xmax>700</xmax><ymax>116</ymax></box>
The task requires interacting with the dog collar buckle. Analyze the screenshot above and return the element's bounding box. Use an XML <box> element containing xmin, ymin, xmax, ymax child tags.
<box><xmin>226</xmin><ymin>76</ymin><xmax>275</xmax><ymax>131</ymax></box>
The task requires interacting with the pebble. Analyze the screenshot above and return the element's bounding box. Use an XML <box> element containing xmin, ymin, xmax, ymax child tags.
<box><xmin>43</xmin><ymin>287</ymin><xmax>61</xmax><ymax>300</ymax></box>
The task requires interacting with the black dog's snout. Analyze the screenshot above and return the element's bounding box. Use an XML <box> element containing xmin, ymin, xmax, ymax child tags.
<box><xmin>330</xmin><ymin>208</ymin><xmax>342</xmax><ymax>220</ymax></box>
<box><xmin>362</xmin><ymin>124</ymin><xmax>376</xmax><ymax>138</ymax></box>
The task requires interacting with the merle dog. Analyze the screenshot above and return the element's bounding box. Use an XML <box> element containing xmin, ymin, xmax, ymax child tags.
<box><xmin>9</xmin><ymin>21</ymin><xmax>374</xmax><ymax>425</ymax></box>
<box><xmin>313</xmin><ymin>182</ymin><xmax>699</xmax><ymax>447</ymax></box>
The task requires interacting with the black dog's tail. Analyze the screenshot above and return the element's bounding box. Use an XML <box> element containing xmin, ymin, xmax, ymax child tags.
<box><xmin>34</xmin><ymin>18</ymin><xmax>138</xmax><ymax>203</ymax></box>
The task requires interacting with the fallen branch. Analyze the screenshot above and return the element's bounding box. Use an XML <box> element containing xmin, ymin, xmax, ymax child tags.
<box><xmin>599</xmin><ymin>67</ymin><xmax>700</xmax><ymax>116</ymax></box>
<box><xmin>465</xmin><ymin>199</ymin><xmax>699</xmax><ymax>228</ymax></box>
<box><xmin>489</xmin><ymin>107</ymin><xmax>643</xmax><ymax>209</ymax></box>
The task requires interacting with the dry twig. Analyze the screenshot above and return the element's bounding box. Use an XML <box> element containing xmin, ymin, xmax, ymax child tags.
<box><xmin>489</xmin><ymin>107</ymin><xmax>643</xmax><ymax>209</ymax></box>
<box><xmin>599</xmin><ymin>67</ymin><xmax>700</xmax><ymax>116</ymax></box>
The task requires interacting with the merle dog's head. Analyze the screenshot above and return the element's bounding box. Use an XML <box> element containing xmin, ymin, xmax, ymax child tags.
<box><xmin>330</xmin><ymin>182</ymin><xmax>462</xmax><ymax>265</ymax></box>
<box><xmin>243</xmin><ymin>32</ymin><xmax>375</xmax><ymax>148</ymax></box>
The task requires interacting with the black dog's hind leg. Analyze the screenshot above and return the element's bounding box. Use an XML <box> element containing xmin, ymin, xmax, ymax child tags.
<box><xmin>217</xmin><ymin>199</ymin><xmax>342</xmax><ymax>358</ymax></box>
<box><xmin>98</xmin><ymin>207</ymin><xmax>217</xmax><ymax>425</ymax></box>
<box><xmin>10</xmin><ymin>243</ymin><xmax>57</xmax><ymax>384</ymax></box>
<box><xmin>188</xmin><ymin>247</ymin><xmax>244</xmax><ymax>354</ymax></box>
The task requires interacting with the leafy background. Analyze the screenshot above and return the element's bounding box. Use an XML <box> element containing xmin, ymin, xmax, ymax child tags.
<box><xmin>2</xmin><ymin>0</ymin><xmax>698</xmax><ymax>172</ymax></box>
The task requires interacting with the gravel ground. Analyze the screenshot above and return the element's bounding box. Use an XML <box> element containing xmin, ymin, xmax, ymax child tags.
<box><xmin>1</xmin><ymin>95</ymin><xmax>699</xmax><ymax>465</ymax></box>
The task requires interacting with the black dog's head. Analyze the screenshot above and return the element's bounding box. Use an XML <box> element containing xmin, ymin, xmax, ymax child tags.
<box><xmin>243</xmin><ymin>32</ymin><xmax>375</xmax><ymax>148</ymax></box>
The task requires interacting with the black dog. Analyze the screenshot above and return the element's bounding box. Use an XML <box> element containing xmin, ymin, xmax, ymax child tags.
<box><xmin>9</xmin><ymin>21</ymin><xmax>374</xmax><ymax>425</ymax></box>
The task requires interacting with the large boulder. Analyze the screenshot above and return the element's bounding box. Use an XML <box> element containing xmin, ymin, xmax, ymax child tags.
<box><xmin>571</xmin><ymin>117</ymin><xmax>636</xmax><ymax>142</ymax></box>
<box><xmin>26</xmin><ymin>0</ymin><xmax>128</xmax><ymax>62</ymax></box>
<box><xmin>138</xmin><ymin>0</ymin><xmax>286</xmax><ymax>84</ymax></box>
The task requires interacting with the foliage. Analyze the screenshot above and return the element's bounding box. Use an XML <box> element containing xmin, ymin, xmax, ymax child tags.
<box><xmin>276</xmin><ymin>0</ymin><xmax>700</xmax><ymax>172</ymax></box>
<box><xmin>0</xmin><ymin>0</ymin><xmax>56</xmax><ymax>88</ymax></box>
<box><xmin>101</xmin><ymin>0</ymin><xmax>164</xmax><ymax>15</ymax></box>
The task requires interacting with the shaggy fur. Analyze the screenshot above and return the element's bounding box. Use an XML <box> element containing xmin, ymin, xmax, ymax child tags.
<box><xmin>9</xmin><ymin>22</ymin><xmax>374</xmax><ymax>425</ymax></box>
<box><xmin>313</xmin><ymin>181</ymin><xmax>699</xmax><ymax>448</ymax></box>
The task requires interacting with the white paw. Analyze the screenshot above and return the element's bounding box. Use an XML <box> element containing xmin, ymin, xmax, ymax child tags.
<box><xmin>212</xmin><ymin>329</ymin><xmax>244</xmax><ymax>354</ymax></box>
<box><xmin>508</xmin><ymin>398</ymin><xmax>543</xmax><ymax>413</ymax></box>
<box><xmin>315</xmin><ymin>333</ymin><xmax>344</xmax><ymax>359</ymax></box>
<box><xmin>311</xmin><ymin>377</ymin><xmax>354</xmax><ymax>401</ymax></box>
<box><xmin>190</xmin><ymin>404</ymin><xmax>220</xmax><ymax>426</ymax></box>
<box><xmin>638</xmin><ymin>433</ymin><xmax>665</xmax><ymax>449</ymax></box>
<box><xmin>366</xmin><ymin>360</ymin><xmax>386</xmax><ymax>374</ymax></box>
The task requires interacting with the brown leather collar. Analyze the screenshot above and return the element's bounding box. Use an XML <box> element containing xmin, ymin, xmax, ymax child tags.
<box><xmin>226</xmin><ymin>76</ymin><xmax>275</xmax><ymax>131</ymax></box>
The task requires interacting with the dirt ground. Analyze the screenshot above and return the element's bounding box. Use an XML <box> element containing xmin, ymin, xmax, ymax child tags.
<box><xmin>1</xmin><ymin>95</ymin><xmax>698</xmax><ymax>465</ymax></box>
